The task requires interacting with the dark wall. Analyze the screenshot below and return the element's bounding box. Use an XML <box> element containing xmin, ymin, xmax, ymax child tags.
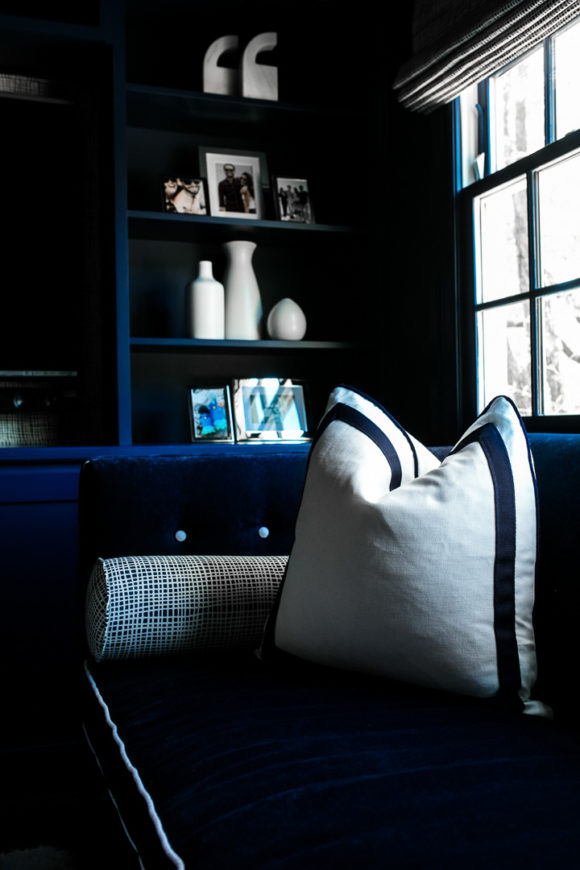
<box><xmin>379</xmin><ymin>7</ymin><xmax>460</xmax><ymax>446</ymax></box>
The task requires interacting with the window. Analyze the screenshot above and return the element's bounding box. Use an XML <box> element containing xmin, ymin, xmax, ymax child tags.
<box><xmin>456</xmin><ymin>17</ymin><xmax>580</xmax><ymax>422</ymax></box>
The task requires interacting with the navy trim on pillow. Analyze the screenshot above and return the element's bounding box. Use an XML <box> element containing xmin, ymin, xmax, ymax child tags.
<box><xmin>335</xmin><ymin>384</ymin><xmax>420</xmax><ymax>477</ymax></box>
<box><xmin>452</xmin><ymin>424</ymin><xmax>522</xmax><ymax>702</ymax></box>
<box><xmin>314</xmin><ymin>403</ymin><xmax>403</xmax><ymax>490</ymax></box>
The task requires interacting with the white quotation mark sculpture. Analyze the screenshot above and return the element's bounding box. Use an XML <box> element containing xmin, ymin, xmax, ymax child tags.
<box><xmin>203</xmin><ymin>32</ymin><xmax>278</xmax><ymax>102</ymax></box>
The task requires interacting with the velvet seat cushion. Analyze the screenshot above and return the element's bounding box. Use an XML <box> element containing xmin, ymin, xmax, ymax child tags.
<box><xmin>84</xmin><ymin>654</ymin><xmax>580</xmax><ymax>870</ymax></box>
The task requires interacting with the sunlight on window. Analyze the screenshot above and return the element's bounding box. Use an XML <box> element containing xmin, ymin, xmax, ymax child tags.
<box><xmin>539</xmin><ymin>289</ymin><xmax>580</xmax><ymax>414</ymax></box>
<box><xmin>554</xmin><ymin>18</ymin><xmax>580</xmax><ymax>139</ymax></box>
<box><xmin>536</xmin><ymin>150</ymin><xmax>580</xmax><ymax>286</ymax></box>
<box><xmin>492</xmin><ymin>46</ymin><xmax>544</xmax><ymax>171</ymax></box>
<box><xmin>475</xmin><ymin>178</ymin><xmax>529</xmax><ymax>303</ymax></box>
<box><xmin>477</xmin><ymin>301</ymin><xmax>531</xmax><ymax>414</ymax></box>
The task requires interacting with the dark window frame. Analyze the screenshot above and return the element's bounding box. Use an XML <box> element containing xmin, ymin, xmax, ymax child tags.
<box><xmin>454</xmin><ymin>29</ymin><xmax>580</xmax><ymax>433</ymax></box>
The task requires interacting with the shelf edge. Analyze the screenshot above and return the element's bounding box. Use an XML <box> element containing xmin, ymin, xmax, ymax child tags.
<box><xmin>129</xmin><ymin>337</ymin><xmax>363</xmax><ymax>351</ymax></box>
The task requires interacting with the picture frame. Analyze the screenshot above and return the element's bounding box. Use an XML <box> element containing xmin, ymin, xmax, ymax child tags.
<box><xmin>273</xmin><ymin>176</ymin><xmax>314</xmax><ymax>223</ymax></box>
<box><xmin>199</xmin><ymin>147</ymin><xmax>267</xmax><ymax>219</ymax></box>
<box><xmin>232</xmin><ymin>378</ymin><xmax>310</xmax><ymax>442</ymax></box>
<box><xmin>162</xmin><ymin>176</ymin><xmax>208</xmax><ymax>215</ymax></box>
<box><xmin>188</xmin><ymin>386</ymin><xmax>234</xmax><ymax>442</ymax></box>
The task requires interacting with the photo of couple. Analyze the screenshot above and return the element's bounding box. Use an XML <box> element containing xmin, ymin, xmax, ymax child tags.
<box><xmin>217</xmin><ymin>163</ymin><xmax>256</xmax><ymax>214</ymax></box>
<box><xmin>201</xmin><ymin>149</ymin><xmax>265</xmax><ymax>220</ymax></box>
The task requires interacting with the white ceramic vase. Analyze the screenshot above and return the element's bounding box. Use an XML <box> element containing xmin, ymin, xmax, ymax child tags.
<box><xmin>223</xmin><ymin>240</ymin><xmax>263</xmax><ymax>339</ymax></box>
<box><xmin>188</xmin><ymin>260</ymin><xmax>225</xmax><ymax>339</ymax></box>
<box><xmin>267</xmin><ymin>297</ymin><xmax>307</xmax><ymax>340</ymax></box>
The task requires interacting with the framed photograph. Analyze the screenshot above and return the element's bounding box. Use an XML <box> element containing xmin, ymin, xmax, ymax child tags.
<box><xmin>162</xmin><ymin>176</ymin><xmax>207</xmax><ymax>215</ymax></box>
<box><xmin>232</xmin><ymin>378</ymin><xmax>310</xmax><ymax>442</ymax></box>
<box><xmin>199</xmin><ymin>147</ymin><xmax>267</xmax><ymax>219</ymax></box>
<box><xmin>273</xmin><ymin>177</ymin><xmax>314</xmax><ymax>223</ymax></box>
<box><xmin>189</xmin><ymin>386</ymin><xmax>234</xmax><ymax>442</ymax></box>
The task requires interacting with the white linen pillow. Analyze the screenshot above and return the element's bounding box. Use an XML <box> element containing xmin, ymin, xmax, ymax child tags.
<box><xmin>265</xmin><ymin>386</ymin><xmax>541</xmax><ymax>711</ymax></box>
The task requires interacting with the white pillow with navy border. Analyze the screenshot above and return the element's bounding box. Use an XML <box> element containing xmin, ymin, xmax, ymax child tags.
<box><xmin>265</xmin><ymin>385</ymin><xmax>544</xmax><ymax>714</ymax></box>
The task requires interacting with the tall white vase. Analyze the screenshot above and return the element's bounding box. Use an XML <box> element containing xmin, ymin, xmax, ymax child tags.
<box><xmin>187</xmin><ymin>260</ymin><xmax>225</xmax><ymax>339</ymax></box>
<box><xmin>223</xmin><ymin>240</ymin><xmax>263</xmax><ymax>339</ymax></box>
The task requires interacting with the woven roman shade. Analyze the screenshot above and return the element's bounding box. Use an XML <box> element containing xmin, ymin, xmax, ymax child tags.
<box><xmin>394</xmin><ymin>0</ymin><xmax>580</xmax><ymax>112</ymax></box>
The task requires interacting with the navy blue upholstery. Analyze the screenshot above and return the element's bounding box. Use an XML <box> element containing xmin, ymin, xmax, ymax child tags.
<box><xmin>80</xmin><ymin>435</ymin><xmax>580</xmax><ymax>868</ymax></box>
<box><xmin>79</xmin><ymin>447</ymin><xmax>309</xmax><ymax>572</ymax></box>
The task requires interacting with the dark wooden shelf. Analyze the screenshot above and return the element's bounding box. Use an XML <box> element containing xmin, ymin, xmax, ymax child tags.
<box><xmin>127</xmin><ymin>210</ymin><xmax>364</xmax><ymax>242</ymax></box>
<box><xmin>130</xmin><ymin>337</ymin><xmax>364</xmax><ymax>351</ymax></box>
<box><xmin>125</xmin><ymin>82</ymin><xmax>354</xmax><ymax>132</ymax></box>
<box><xmin>0</xmin><ymin>13</ymin><xmax>100</xmax><ymax>40</ymax></box>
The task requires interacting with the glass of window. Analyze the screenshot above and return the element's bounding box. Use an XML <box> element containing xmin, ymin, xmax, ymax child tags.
<box><xmin>492</xmin><ymin>46</ymin><xmax>544</xmax><ymax>171</ymax></box>
<box><xmin>536</xmin><ymin>150</ymin><xmax>580</xmax><ymax>287</ymax></box>
<box><xmin>539</xmin><ymin>288</ymin><xmax>580</xmax><ymax>414</ymax></box>
<box><xmin>477</xmin><ymin>301</ymin><xmax>532</xmax><ymax>415</ymax></box>
<box><xmin>554</xmin><ymin>18</ymin><xmax>580</xmax><ymax>139</ymax></box>
<box><xmin>475</xmin><ymin>177</ymin><xmax>529</xmax><ymax>303</ymax></box>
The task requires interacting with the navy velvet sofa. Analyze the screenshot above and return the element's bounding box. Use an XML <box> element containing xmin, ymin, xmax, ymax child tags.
<box><xmin>80</xmin><ymin>434</ymin><xmax>580</xmax><ymax>869</ymax></box>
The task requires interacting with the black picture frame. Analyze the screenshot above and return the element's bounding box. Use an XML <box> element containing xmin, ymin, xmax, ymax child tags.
<box><xmin>199</xmin><ymin>147</ymin><xmax>268</xmax><ymax>219</ymax></box>
<box><xmin>189</xmin><ymin>386</ymin><xmax>234</xmax><ymax>442</ymax></box>
<box><xmin>273</xmin><ymin>176</ymin><xmax>314</xmax><ymax>223</ymax></box>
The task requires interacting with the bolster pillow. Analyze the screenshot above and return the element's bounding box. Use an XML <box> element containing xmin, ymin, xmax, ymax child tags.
<box><xmin>86</xmin><ymin>554</ymin><xmax>288</xmax><ymax>662</ymax></box>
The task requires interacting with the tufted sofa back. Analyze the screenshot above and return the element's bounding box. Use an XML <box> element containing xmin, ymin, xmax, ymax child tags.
<box><xmin>79</xmin><ymin>433</ymin><xmax>580</xmax><ymax>719</ymax></box>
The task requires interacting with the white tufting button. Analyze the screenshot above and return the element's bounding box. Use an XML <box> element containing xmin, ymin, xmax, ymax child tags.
<box><xmin>175</xmin><ymin>530</ymin><xmax>187</xmax><ymax>542</ymax></box>
<box><xmin>258</xmin><ymin>526</ymin><xmax>270</xmax><ymax>539</ymax></box>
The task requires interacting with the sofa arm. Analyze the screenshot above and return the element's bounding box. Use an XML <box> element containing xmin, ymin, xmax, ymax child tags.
<box><xmin>86</xmin><ymin>554</ymin><xmax>288</xmax><ymax>662</ymax></box>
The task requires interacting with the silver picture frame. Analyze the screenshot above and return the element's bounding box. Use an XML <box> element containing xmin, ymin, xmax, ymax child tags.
<box><xmin>232</xmin><ymin>378</ymin><xmax>310</xmax><ymax>442</ymax></box>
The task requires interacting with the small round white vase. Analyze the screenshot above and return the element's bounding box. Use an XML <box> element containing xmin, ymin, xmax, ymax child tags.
<box><xmin>223</xmin><ymin>240</ymin><xmax>263</xmax><ymax>339</ymax></box>
<box><xmin>266</xmin><ymin>297</ymin><xmax>307</xmax><ymax>340</ymax></box>
<box><xmin>188</xmin><ymin>260</ymin><xmax>224</xmax><ymax>339</ymax></box>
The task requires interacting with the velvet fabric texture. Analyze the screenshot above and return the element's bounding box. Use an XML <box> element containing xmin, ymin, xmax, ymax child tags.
<box><xmin>78</xmin><ymin>449</ymin><xmax>309</xmax><ymax>575</ymax></box>
<box><xmin>79</xmin><ymin>436</ymin><xmax>580</xmax><ymax>719</ymax></box>
<box><xmin>79</xmin><ymin>437</ymin><xmax>580</xmax><ymax>866</ymax></box>
<box><xmin>84</xmin><ymin>654</ymin><xmax>580</xmax><ymax>870</ymax></box>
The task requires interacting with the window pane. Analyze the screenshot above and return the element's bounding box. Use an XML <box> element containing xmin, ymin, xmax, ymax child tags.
<box><xmin>539</xmin><ymin>289</ymin><xmax>580</xmax><ymax>414</ymax></box>
<box><xmin>493</xmin><ymin>46</ymin><xmax>544</xmax><ymax>171</ymax></box>
<box><xmin>536</xmin><ymin>150</ymin><xmax>580</xmax><ymax>286</ymax></box>
<box><xmin>477</xmin><ymin>301</ymin><xmax>531</xmax><ymax>414</ymax></box>
<box><xmin>475</xmin><ymin>178</ymin><xmax>529</xmax><ymax>303</ymax></box>
<box><xmin>554</xmin><ymin>18</ymin><xmax>580</xmax><ymax>139</ymax></box>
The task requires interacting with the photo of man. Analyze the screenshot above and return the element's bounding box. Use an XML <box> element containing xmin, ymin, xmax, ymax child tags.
<box><xmin>218</xmin><ymin>163</ymin><xmax>244</xmax><ymax>212</ymax></box>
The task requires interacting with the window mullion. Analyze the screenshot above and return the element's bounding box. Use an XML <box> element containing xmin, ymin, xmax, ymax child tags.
<box><xmin>545</xmin><ymin>36</ymin><xmax>555</xmax><ymax>145</ymax></box>
<box><xmin>477</xmin><ymin>80</ymin><xmax>491</xmax><ymax>176</ymax></box>
<box><xmin>527</xmin><ymin>169</ymin><xmax>540</xmax><ymax>416</ymax></box>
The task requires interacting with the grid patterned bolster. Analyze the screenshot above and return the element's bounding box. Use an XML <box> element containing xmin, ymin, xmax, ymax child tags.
<box><xmin>86</xmin><ymin>555</ymin><xmax>288</xmax><ymax>662</ymax></box>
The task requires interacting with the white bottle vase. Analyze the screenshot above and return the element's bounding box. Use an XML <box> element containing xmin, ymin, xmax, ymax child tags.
<box><xmin>267</xmin><ymin>297</ymin><xmax>307</xmax><ymax>340</ymax></box>
<box><xmin>188</xmin><ymin>260</ymin><xmax>224</xmax><ymax>339</ymax></box>
<box><xmin>223</xmin><ymin>240</ymin><xmax>263</xmax><ymax>339</ymax></box>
